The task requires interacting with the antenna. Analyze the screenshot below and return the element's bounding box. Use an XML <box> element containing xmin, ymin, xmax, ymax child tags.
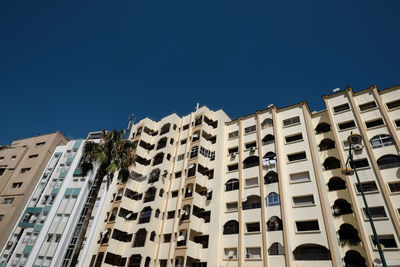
<box><xmin>127</xmin><ymin>114</ymin><xmax>136</xmax><ymax>132</ymax></box>
<box><xmin>332</xmin><ymin>88</ymin><xmax>340</xmax><ymax>92</ymax></box>
<box><xmin>195</xmin><ymin>103</ymin><xmax>199</xmax><ymax>111</ymax></box>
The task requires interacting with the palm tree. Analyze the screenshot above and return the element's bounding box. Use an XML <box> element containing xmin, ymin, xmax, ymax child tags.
<box><xmin>64</xmin><ymin>129</ymin><xmax>136</xmax><ymax>266</ymax></box>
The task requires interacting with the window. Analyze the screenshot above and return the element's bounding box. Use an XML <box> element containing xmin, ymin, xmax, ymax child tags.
<box><xmin>12</xmin><ymin>182</ymin><xmax>23</xmax><ymax>188</ymax></box>
<box><xmin>55</xmin><ymin>234</ymin><xmax>61</xmax><ymax>243</ymax></box>
<box><xmin>224</xmin><ymin>248</ymin><xmax>237</xmax><ymax>259</ymax></box>
<box><xmin>395</xmin><ymin>119</ymin><xmax>400</xmax><ymax>128</ymax></box>
<box><xmin>261</xmin><ymin>118</ymin><xmax>273</xmax><ymax>128</ymax></box>
<box><xmin>266</xmin><ymin>192</ymin><xmax>280</xmax><ymax>206</ymax></box>
<box><xmin>226</xmin><ymin>202</ymin><xmax>238</xmax><ymax>212</ymax></box>
<box><xmin>47</xmin><ymin>234</ymin><xmax>53</xmax><ymax>242</ymax></box>
<box><xmin>180</xmin><ymin>139</ymin><xmax>187</xmax><ymax>145</ymax></box>
<box><xmin>175</xmin><ymin>171</ymin><xmax>181</xmax><ymax>178</ymax></box>
<box><xmin>293</xmin><ymin>195</ymin><xmax>315</xmax><ymax>207</ymax></box>
<box><xmin>183</xmin><ymin>124</ymin><xmax>189</xmax><ymax>130</ymax></box>
<box><xmin>386</xmin><ymin>99</ymin><xmax>400</xmax><ymax>110</ymax></box>
<box><xmin>283</xmin><ymin>116</ymin><xmax>300</xmax><ymax>127</ymax></box>
<box><xmin>370</xmin><ymin>135</ymin><xmax>394</xmax><ymax>148</ymax></box>
<box><xmin>268</xmin><ymin>242</ymin><xmax>284</xmax><ymax>255</ymax></box>
<box><xmin>377</xmin><ymin>154</ymin><xmax>400</xmax><ymax>169</ymax></box>
<box><xmin>262</xmin><ymin>134</ymin><xmax>275</xmax><ymax>145</ymax></box>
<box><xmin>133</xmin><ymin>229</ymin><xmax>147</xmax><ymax>247</ymax></box>
<box><xmin>163</xmin><ymin>234</ymin><xmax>171</xmax><ymax>243</ymax></box>
<box><xmin>167</xmin><ymin>211</ymin><xmax>175</xmax><ymax>219</ymax></box>
<box><xmin>288</xmin><ymin>152</ymin><xmax>306</xmax><ymax>162</ymax></box>
<box><xmin>315</xmin><ymin>122</ymin><xmax>331</xmax><ymax>134</ymax></box>
<box><xmin>2</xmin><ymin>198</ymin><xmax>14</xmax><ymax>204</ymax></box>
<box><xmin>29</xmin><ymin>154</ymin><xmax>38</xmax><ymax>159</ymax></box>
<box><xmin>245</xmin><ymin>177</ymin><xmax>258</xmax><ymax>187</ymax></box>
<box><xmin>296</xmin><ymin>220</ymin><xmax>319</xmax><ymax>232</ymax></box>
<box><xmin>245</xmin><ymin>247</ymin><xmax>261</xmax><ymax>259</ymax></box>
<box><xmin>350</xmin><ymin>158</ymin><xmax>369</xmax><ymax>169</ymax></box>
<box><xmin>319</xmin><ymin>138</ymin><xmax>335</xmax><ymax>151</ymax></box>
<box><xmin>371</xmin><ymin>235</ymin><xmax>398</xmax><ymax>249</ymax></box>
<box><xmin>246</xmin><ymin>222</ymin><xmax>260</xmax><ymax>233</ymax></box>
<box><xmin>365</xmin><ymin>118</ymin><xmax>384</xmax><ymax>128</ymax></box>
<box><xmin>21</xmin><ymin>168</ymin><xmax>31</xmax><ymax>173</ymax></box>
<box><xmin>35</xmin><ymin>142</ymin><xmax>46</xmax><ymax>146</ymax></box>
<box><xmin>244</xmin><ymin>125</ymin><xmax>256</xmax><ymax>134</ymax></box>
<box><xmin>0</xmin><ymin>214</ymin><xmax>4</xmax><ymax>221</ymax></box>
<box><xmin>285</xmin><ymin>133</ymin><xmax>303</xmax><ymax>143</ymax></box>
<box><xmin>293</xmin><ymin>244</ymin><xmax>331</xmax><ymax>261</ymax></box>
<box><xmin>363</xmin><ymin>206</ymin><xmax>387</xmax><ymax>219</ymax></box>
<box><xmin>290</xmin><ymin>171</ymin><xmax>310</xmax><ymax>183</ymax></box>
<box><xmin>356</xmin><ymin>181</ymin><xmax>378</xmax><ymax>193</ymax></box>
<box><xmin>228</xmin><ymin>147</ymin><xmax>238</xmax><ymax>154</ymax></box>
<box><xmin>225</xmin><ymin>179</ymin><xmax>239</xmax><ymax>191</ymax></box>
<box><xmin>388</xmin><ymin>182</ymin><xmax>400</xmax><ymax>193</ymax></box>
<box><xmin>228</xmin><ymin>164</ymin><xmax>238</xmax><ymax>172</ymax></box>
<box><xmin>190</xmin><ymin>146</ymin><xmax>198</xmax><ymax>158</ymax></box>
<box><xmin>245</xmin><ymin>142</ymin><xmax>256</xmax><ymax>150</ymax></box>
<box><xmin>223</xmin><ymin>220</ymin><xmax>239</xmax><ymax>235</ymax></box>
<box><xmin>338</xmin><ymin>120</ymin><xmax>356</xmax><ymax>130</ymax></box>
<box><xmin>333</xmin><ymin>103</ymin><xmax>350</xmax><ymax>113</ymax></box>
<box><xmin>228</xmin><ymin>131</ymin><xmax>239</xmax><ymax>139</ymax></box>
<box><xmin>171</xmin><ymin>190</ymin><xmax>178</xmax><ymax>197</ymax></box>
<box><xmin>359</xmin><ymin>101</ymin><xmax>377</xmax><ymax>111</ymax></box>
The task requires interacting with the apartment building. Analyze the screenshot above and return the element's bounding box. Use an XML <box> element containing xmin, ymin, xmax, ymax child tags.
<box><xmin>0</xmin><ymin>132</ymin><xmax>104</xmax><ymax>267</ymax></box>
<box><xmin>82</xmin><ymin>85</ymin><xmax>400</xmax><ymax>267</ymax></box>
<box><xmin>0</xmin><ymin>132</ymin><xmax>67</xmax><ymax>250</ymax></box>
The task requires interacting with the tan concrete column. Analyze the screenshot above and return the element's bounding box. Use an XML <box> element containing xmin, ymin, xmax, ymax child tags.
<box><xmin>238</xmin><ymin>118</ymin><xmax>243</xmax><ymax>267</ymax></box>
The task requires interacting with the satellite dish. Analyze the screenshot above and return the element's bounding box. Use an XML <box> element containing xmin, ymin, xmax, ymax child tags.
<box><xmin>333</xmin><ymin>88</ymin><xmax>340</xmax><ymax>92</ymax></box>
<box><xmin>242</xmin><ymin>197</ymin><xmax>247</xmax><ymax>202</ymax></box>
<box><xmin>228</xmin><ymin>250</ymin><xmax>235</xmax><ymax>257</ymax></box>
<box><xmin>184</xmin><ymin>209</ymin><xmax>189</xmax><ymax>215</ymax></box>
<box><xmin>207</xmin><ymin>189</ymin><xmax>213</xmax><ymax>194</ymax></box>
<box><xmin>188</xmin><ymin>164</ymin><xmax>195</xmax><ymax>169</ymax></box>
<box><xmin>270</xmin><ymin>216</ymin><xmax>277</xmax><ymax>222</ymax></box>
<box><xmin>126</xmin><ymin>213</ymin><xmax>132</xmax><ymax>219</ymax></box>
<box><xmin>102</xmin><ymin>229</ymin><xmax>109</xmax><ymax>236</ymax></box>
<box><xmin>268</xmin><ymin>104</ymin><xmax>274</xmax><ymax>108</ymax></box>
<box><xmin>177</xmin><ymin>235</ymin><xmax>185</xmax><ymax>241</ymax></box>
<box><xmin>193</xmin><ymin>134</ymin><xmax>199</xmax><ymax>138</ymax></box>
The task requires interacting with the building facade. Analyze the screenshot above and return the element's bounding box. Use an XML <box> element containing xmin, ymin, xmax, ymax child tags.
<box><xmin>0</xmin><ymin>132</ymin><xmax>67</xmax><ymax>251</ymax></box>
<box><xmin>2</xmin><ymin>84</ymin><xmax>400</xmax><ymax>267</ymax></box>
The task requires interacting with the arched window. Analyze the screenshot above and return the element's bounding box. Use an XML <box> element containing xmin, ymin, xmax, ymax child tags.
<box><xmin>243</xmin><ymin>195</ymin><xmax>261</xmax><ymax>210</ymax></box>
<box><xmin>377</xmin><ymin>154</ymin><xmax>400</xmax><ymax>170</ymax></box>
<box><xmin>338</xmin><ymin>223</ymin><xmax>361</xmax><ymax>246</ymax></box>
<box><xmin>225</xmin><ymin>179</ymin><xmax>239</xmax><ymax>191</ymax></box>
<box><xmin>267</xmin><ymin>216</ymin><xmax>282</xmax><ymax>231</ymax></box>
<box><xmin>153</xmin><ymin>153</ymin><xmax>164</xmax><ymax>166</ymax></box>
<box><xmin>266</xmin><ymin>192</ymin><xmax>280</xmax><ymax>207</ymax></box>
<box><xmin>332</xmin><ymin>199</ymin><xmax>353</xmax><ymax>216</ymax></box>
<box><xmin>148</xmin><ymin>169</ymin><xmax>160</xmax><ymax>183</ymax></box>
<box><xmin>323</xmin><ymin>157</ymin><xmax>341</xmax><ymax>170</ymax></box>
<box><xmin>370</xmin><ymin>134</ymin><xmax>394</xmax><ymax>149</ymax></box>
<box><xmin>261</xmin><ymin>118</ymin><xmax>273</xmax><ymax>129</ymax></box>
<box><xmin>133</xmin><ymin>228</ymin><xmax>147</xmax><ymax>247</ymax></box>
<box><xmin>184</xmin><ymin>184</ymin><xmax>193</xmax><ymax>198</ymax></box>
<box><xmin>155</xmin><ymin>209</ymin><xmax>160</xmax><ymax>218</ymax></box>
<box><xmin>139</xmin><ymin>207</ymin><xmax>152</xmax><ymax>224</ymax></box>
<box><xmin>128</xmin><ymin>254</ymin><xmax>142</xmax><ymax>267</ymax></box>
<box><xmin>150</xmin><ymin>231</ymin><xmax>156</xmax><ymax>242</ymax></box>
<box><xmin>186</xmin><ymin>164</ymin><xmax>195</xmax><ymax>177</ymax></box>
<box><xmin>173</xmin><ymin>124</ymin><xmax>177</xmax><ymax>130</ymax></box>
<box><xmin>192</xmin><ymin>131</ymin><xmax>200</xmax><ymax>142</ymax></box>
<box><xmin>268</xmin><ymin>242</ymin><xmax>285</xmax><ymax>255</ymax></box>
<box><xmin>315</xmin><ymin>122</ymin><xmax>331</xmax><ymax>134</ymax></box>
<box><xmin>293</xmin><ymin>244</ymin><xmax>331</xmax><ymax>260</ymax></box>
<box><xmin>243</xmin><ymin>156</ymin><xmax>259</xmax><ymax>169</ymax></box>
<box><xmin>182</xmin><ymin>205</ymin><xmax>191</xmax><ymax>221</ymax></box>
<box><xmin>344</xmin><ymin>250</ymin><xmax>366</xmax><ymax>267</ymax></box>
<box><xmin>156</xmin><ymin>137</ymin><xmax>167</xmax><ymax>150</ymax></box>
<box><xmin>264</xmin><ymin>171</ymin><xmax>278</xmax><ymax>184</ymax></box>
<box><xmin>167</xmin><ymin>153</ymin><xmax>171</xmax><ymax>161</ymax></box>
<box><xmin>159</xmin><ymin>189</ymin><xmax>164</xmax><ymax>197</ymax></box>
<box><xmin>319</xmin><ymin>138</ymin><xmax>335</xmax><ymax>151</ymax></box>
<box><xmin>144</xmin><ymin>187</ymin><xmax>156</xmax><ymax>203</ymax></box>
<box><xmin>160</xmin><ymin>123</ymin><xmax>170</xmax><ymax>135</ymax></box>
<box><xmin>262</xmin><ymin>134</ymin><xmax>275</xmax><ymax>145</ymax></box>
<box><xmin>170</xmin><ymin>138</ymin><xmax>174</xmax><ymax>145</ymax></box>
<box><xmin>223</xmin><ymin>220</ymin><xmax>239</xmax><ymax>235</ymax></box>
<box><xmin>144</xmin><ymin>257</ymin><xmax>151</xmax><ymax>267</ymax></box>
<box><xmin>109</xmin><ymin>208</ymin><xmax>118</xmax><ymax>222</ymax></box>
<box><xmin>327</xmin><ymin>177</ymin><xmax>346</xmax><ymax>191</ymax></box>
<box><xmin>263</xmin><ymin>152</ymin><xmax>276</xmax><ymax>160</ymax></box>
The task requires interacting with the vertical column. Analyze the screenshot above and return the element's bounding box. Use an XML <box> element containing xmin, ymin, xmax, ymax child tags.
<box><xmin>346</xmin><ymin>88</ymin><xmax>400</xmax><ymax>240</ymax></box>
<box><xmin>323</xmin><ymin>96</ymin><xmax>373</xmax><ymax>266</ymax></box>
<box><xmin>255</xmin><ymin>112</ymin><xmax>268</xmax><ymax>267</ymax></box>
<box><xmin>271</xmin><ymin>107</ymin><xmax>290</xmax><ymax>267</ymax></box>
<box><xmin>237</xmin><ymin>118</ymin><xmax>243</xmax><ymax>267</ymax></box>
<box><xmin>302</xmin><ymin>104</ymin><xmax>339</xmax><ymax>267</ymax></box>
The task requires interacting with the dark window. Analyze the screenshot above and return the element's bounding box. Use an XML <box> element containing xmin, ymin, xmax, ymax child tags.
<box><xmin>228</xmin><ymin>131</ymin><xmax>239</xmax><ymax>139</ymax></box>
<box><xmin>183</xmin><ymin>124</ymin><xmax>189</xmax><ymax>130</ymax></box>
<box><xmin>359</xmin><ymin>101</ymin><xmax>377</xmax><ymax>111</ymax></box>
<box><xmin>175</xmin><ymin>171</ymin><xmax>181</xmax><ymax>178</ymax></box>
<box><xmin>315</xmin><ymin>122</ymin><xmax>331</xmax><ymax>134</ymax></box>
<box><xmin>293</xmin><ymin>244</ymin><xmax>331</xmax><ymax>261</ymax></box>
<box><xmin>365</xmin><ymin>118</ymin><xmax>384</xmax><ymax>128</ymax></box>
<box><xmin>363</xmin><ymin>206</ymin><xmax>386</xmax><ymax>219</ymax></box>
<box><xmin>386</xmin><ymin>99</ymin><xmax>400</xmax><ymax>110</ymax></box>
<box><xmin>246</xmin><ymin>222</ymin><xmax>260</xmax><ymax>232</ymax></box>
<box><xmin>171</xmin><ymin>190</ymin><xmax>178</xmax><ymax>197</ymax></box>
<box><xmin>245</xmin><ymin>142</ymin><xmax>257</xmax><ymax>150</ymax></box>
<box><xmin>244</xmin><ymin>125</ymin><xmax>256</xmax><ymax>134</ymax></box>
<box><xmin>372</xmin><ymin>235</ymin><xmax>398</xmax><ymax>248</ymax></box>
<box><xmin>285</xmin><ymin>133</ymin><xmax>303</xmax><ymax>143</ymax></box>
<box><xmin>128</xmin><ymin>255</ymin><xmax>142</xmax><ymax>267</ymax></box>
<box><xmin>94</xmin><ymin>252</ymin><xmax>104</xmax><ymax>267</ymax></box>
<box><xmin>370</xmin><ymin>135</ymin><xmax>394</xmax><ymax>148</ymax></box>
<box><xmin>223</xmin><ymin>220</ymin><xmax>239</xmax><ymax>235</ymax></box>
<box><xmin>167</xmin><ymin>211</ymin><xmax>175</xmax><ymax>219</ymax></box>
<box><xmin>377</xmin><ymin>155</ymin><xmax>400</xmax><ymax>169</ymax></box>
<box><xmin>283</xmin><ymin>116</ymin><xmax>300</xmax><ymax>126</ymax></box>
<box><xmin>288</xmin><ymin>152</ymin><xmax>306</xmax><ymax>162</ymax></box>
<box><xmin>268</xmin><ymin>242</ymin><xmax>285</xmax><ymax>255</ymax></box>
<box><xmin>228</xmin><ymin>147</ymin><xmax>238</xmax><ymax>154</ymax></box>
<box><xmin>356</xmin><ymin>181</ymin><xmax>378</xmax><ymax>193</ymax></box>
<box><xmin>163</xmin><ymin>234</ymin><xmax>171</xmax><ymax>243</ymax></box>
<box><xmin>333</xmin><ymin>103</ymin><xmax>350</xmax><ymax>113</ymax></box>
<box><xmin>296</xmin><ymin>220</ymin><xmax>319</xmax><ymax>231</ymax></box>
<box><xmin>389</xmin><ymin>182</ymin><xmax>400</xmax><ymax>193</ymax></box>
<box><xmin>133</xmin><ymin>229</ymin><xmax>147</xmax><ymax>247</ymax></box>
<box><xmin>338</xmin><ymin>120</ymin><xmax>356</xmax><ymax>130</ymax></box>
<box><xmin>395</xmin><ymin>119</ymin><xmax>400</xmax><ymax>127</ymax></box>
<box><xmin>225</xmin><ymin>179</ymin><xmax>239</xmax><ymax>191</ymax></box>
<box><xmin>12</xmin><ymin>182</ymin><xmax>23</xmax><ymax>188</ymax></box>
<box><xmin>228</xmin><ymin>164</ymin><xmax>238</xmax><ymax>172</ymax></box>
<box><xmin>350</xmin><ymin>158</ymin><xmax>369</xmax><ymax>169</ymax></box>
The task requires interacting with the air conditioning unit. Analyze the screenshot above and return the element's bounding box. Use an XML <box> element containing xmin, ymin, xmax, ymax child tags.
<box><xmin>230</xmin><ymin>153</ymin><xmax>236</xmax><ymax>159</ymax></box>
<box><xmin>7</xmin><ymin>240</ymin><xmax>13</xmax><ymax>247</ymax></box>
<box><xmin>250</xmin><ymin>147</ymin><xmax>256</xmax><ymax>152</ymax></box>
<box><xmin>353</xmin><ymin>144</ymin><xmax>363</xmax><ymax>151</ymax></box>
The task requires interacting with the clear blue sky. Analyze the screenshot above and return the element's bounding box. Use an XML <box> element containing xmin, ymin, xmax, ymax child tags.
<box><xmin>1</xmin><ymin>1</ymin><xmax>399</xmax><ymax>143</ymax></box>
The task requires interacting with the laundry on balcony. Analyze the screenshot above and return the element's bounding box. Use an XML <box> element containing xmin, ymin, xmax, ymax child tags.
<box><xmin>262</xmin><ymin>157</ymin><xmax>276</xmax><ymax>167</ymax></box>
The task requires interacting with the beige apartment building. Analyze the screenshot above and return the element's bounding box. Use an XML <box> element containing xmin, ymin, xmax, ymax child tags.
<box><xmin>0</xmin><ymin>132</ymin><xmax>67</xmax><ymax>250</ymax></box>
<box><xmin>71</xmin><ymin>85</ymin><xmax>400</xmax><ymax>267</ymax></box>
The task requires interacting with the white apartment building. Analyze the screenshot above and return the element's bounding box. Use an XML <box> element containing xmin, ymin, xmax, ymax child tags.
<box><xmin>0</xmin><ymin>132</ymin><xmax>104</xmax><ymax>267</ymax></box>
<box><xmin>82</xmin><ymin>85</ymin><xmax>400</xmax><ymax>267</ymax></box>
